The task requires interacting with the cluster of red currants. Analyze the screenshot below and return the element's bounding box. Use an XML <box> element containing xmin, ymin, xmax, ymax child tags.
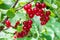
<box><xmin>5</xmin><ymin>20</ymin><xmax>20</xmax><ymax>28</ymax></box>
<box><xmin>14</xmin><ymin>20</ymin><xmax>33</xmax><ymax>38</ymax></box>
<box><xmin>5</xmin><ymin>19</ymin><xmax>33</xmax><ymax>38</ymax></box>
<box><xmin>5</xmin><ymin>2</ymin><xmax>51</xmax><ymax>39</ymax></box>
<box><xmin>24</xmin><ymin>2</ymin><xmax>51</xmax><ymax>25</ymax></box>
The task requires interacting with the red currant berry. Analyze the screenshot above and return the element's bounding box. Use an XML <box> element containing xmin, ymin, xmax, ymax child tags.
<box><xmin>22</xmin><ymin>31</ymin><xmax>28</xmax><ymax>36</ymax></box>
<box><xmin>35</xmin><ymin>2</ymin><xmax>40</xmax><ymax>8</ymax></box>
<box><xmin>21</xmin><ymin>31</ymin><xmax>26</xmax><ymax>37</ymax></box>
<box><xmin>23</xmin><ymin>26</ymin><xmax>29</xmax><ymax>31</ymax></box>
<box><xmin>41</xmin><ymin>3</ymin><xmax>46</xmax><ymax>8</ymax></box>
<box><xmin>41</xmin><ymin>21</ymin><xmax>46</xmax><ymax>25</ymax></box>
<box><xmin>5</xmin><ymin>20</ymin><xmax>11</xmax><ymax>28</ymax></box>
<box><xmin>27</xmin><ymin>3</ymin><xmax>32</xmax><ymax>9</ymax></box>
<box><xmin>23</xmin><ymin>21</ymin><xmax>28</xmax><ymax>26</ymax></box>
<box><xmin>27</xmin><ymin>9</ymin><xmax>33</xmax><ymax>14</ymax></box>
<box><xmin>23</xmin><ymin>26</ymin><xmax>27</xmax><ymax>30</ymax></box>
<box><xmin>38</xmin><ymin>9</ymin><xmax>44</xmax><ymax>13</ymax></box>
<box><xmin>35</xmin><ymin>12</ymin><xmax>40</xmax><ymax>16</ymax></box>
<box><xmin>45</xmin><ymin>16</ymin><xmax>50</xmax><ymax>21</ymax></box>
<box><xmin>40</xmin><ymin>13</ymin><xmax>45</xmax><ymax>17</ymax></box>
<box><xmin>17</xmin><ymin>32</ymin><xmax>23</xmax><ymax>38</ymax></box>
<box><xmin>28</xmin><ymin>24</ymin><xmax>32</xmax><ymax>29</ymax></box>
<box><xmin>23</xmin><ymin>21</ymin><xmax>28</xmax><ymax>24</ymax></box>
<box><xmin>33</xmin><ymin>7</ymin><xmax>39</xmax><ymax>13</ymax></box>
<box><xmin>24</xmin><ymin>5</ymin><xmax>28</xmax><ymax>10</ymax></box>
<box><xmin>40</xmin><ymin>17</ymin><xmax>45</xmax><ymax>21</ymax></box>
<box><xmin>29</xmin><ymin>13</ymin><xmax>34</xmax><ymax>18</ymax></box>
<box><xmin>14</xmin><ymin>35</ymin><xmax>17</xmax><ymax>39</ymax></box>
<box><xmin>15</xmin><ymin>21</ymin><xmax>20</xmax><ymax>28</ymax></box>
<box><xmin>46</xmin><ymin>11</ymin><xmax>51</xmax><ymax>16</ymax></box>
<box><xmin>28</xmin><ymin>20</ymin><xmax>33</xmax><ymax>25</ymax></box>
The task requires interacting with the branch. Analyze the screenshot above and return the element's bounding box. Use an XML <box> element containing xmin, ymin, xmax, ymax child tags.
<box><xmin>2</xmin><ymin>0</ymin><xmax>19</xmax><ymax>24</ymax></box>
<box><xmin>1</xmin><ymin>0</ymin><xmax>19</xmax><ymax>31</ymax></box>
<box><xmin>2</xmin><ymin>17</ymin><xmax>9</xmax><ymax>24</ymax></box>
<box><xmin>16</xmin><ymin>0</ymin><xmax>34</xmax><ymax>11</ymax></box>
<box><xmin>1</xmin><ymin>0</ymin><xmax>34</xmax><ymax>31</ymax></box>
<box><xmin>12</xmin><ymin>0</ymin><xmax>19</xmax><ymax>8</ymax></box>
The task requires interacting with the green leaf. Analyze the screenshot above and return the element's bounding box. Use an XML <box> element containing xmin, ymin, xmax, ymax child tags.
<box><xmin>0</xmin><ymin>0</ymin><xmax>3</xmax><ymax>4</ymax></box>
<box><xmin>10</xmin><ymin>11</ymin><xmax>26</xmax><ymax>26</ymax></box>
<box><xmin>44</xmin><ymin>0</ymin><xmax>52</xmax><ymax>4</ymax></box>
<box><xmin>0</xmin><ymin>12</ymin><xmax>1</xmax><ymax>21</ymax></box>
<box><xmin>40</xmin><ymin>33</ymin><xmax>51</xmax><ymax>40</ymax></box>
<box><xmin>50</xmin><ymin>10</ymin><xmax>56</xmax><ymax>17</ymax></box>
<box><xmin>6</xmin><ymin>8</ymin><xmax>15</xmax><ymax>18</ymax></box>
<box><xmin>17</xmin><ymin>26</ymin><xmax>22</xmax><ymax>32</ymax></box>
<box><xmin>34</xmin><ymin>0</ymin><xmax>38</xmax><ymax>3</ymax></box>
<box><xmin>0</xmin><ymin>3</ymin><xmax>11</xmax><ymax>9</ymax></box>
<box><xmin>55</xmin><ymin>1</ymin><xmax>60</xmax><ymax>7</ymax></box>
<box><xmin>17</xmin><ymin>37</ymin><xmax>31</xmax><ymax>40</ymax></box>
<box><xmin>44</xmin><ymin>1</ymin><xmax>52</xmax><ymax>8</ymax></box>
<box><xmin>0</xmin><ymin>38</ymin><xmax>7</xmax><ymax>40</ymax></box>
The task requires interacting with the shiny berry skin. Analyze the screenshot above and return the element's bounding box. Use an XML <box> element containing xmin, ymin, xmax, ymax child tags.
<box><xmin>39</xmin><ymin>13</ymin><xmax>45</xmax><ymax>17</ymax></box>
<box><xmin>45</xmin><ymin>16</ymin><xmax>50</xmax><ymax>21</ymax></box>
<box><xmin>15</xmin><ymin>21</ymin><xmax>20</xmax><ymax>28</ymax></box>
<box><xmin>24</xmin><ymin>4</ymin><xmax>32</xmax><ymax>10</ymax></box>
<box><xmin>35</xmin><ymin>12</ymin><xmax>40</xmax><ymax>16</ymax></box>
<box><xmin>35</xmin><ymin>2</ymin><xmax>40</xmax><ymax>8</ymax></box>
<box><xmin>23</xmin><ymin>26</ymin><xmax>27</xmax><ymax>30</ymax></box>
<box><xmin>21</xmin><ymin>31</ymin><xmax>28</xmax><ymax>36</ymax></box>
<box><xmin>20</xmin><ymin>31</ymin><xmax>26</xmax><ymax>37</ymax></box>
<box><xmin>23</xmin><ymin>26</ymin><xmax>29</xmax><ymax>31</ymax></box>
<box><xmin>41</xmin><ymin>21</ymin><xmax>46</xmax><ymax>25</ymax></box>
<box><xmin>29</xmin><ymin>13</ymin><xmax>34</xmax><ymax>18</ymax></box>
<box><xmin>23</xmin><ymin>21</ymin><xmax>28</xmax><ymax>26</ymax></box>
<box><xmin>17</xmin><ymin>32</ymin><xmax>23</xmax><ymax>38</ymax></box>
<box><xmin>27</xmin><ymin>3</ymin><xmax>32</xmax><ymax>9</ymax></box>
<box><xmin>40</xmin><ymin>17</ymin><xmax>45</xmax><ymax>21</ymax></box>
<box><xmin>28</xmin><ymin>20</ymin><xmax>33</xmax><ymax>25</ymax></box>
<box><xmin>38</xmin><ymin>9</ymin><xmax>44</xmax><ymax>13</ymax></box>
<box><xmin>41</xmin><ymin>3</ymin><xmax>46</xmax><ymax>8</ymax></box>
<box><xmin>28</xmin><ymin>24</ymin><xmax>32</xmax><ymax>29</ymax></box>
<box><xmin>5</xmin><ymin>20</ymin><xmax>11</xmax><ymax>28</ymax></box>
<box><xmin>33</xmin><ymin>7</ymin><xmax>39</xmax><ymax>13</ymax></box>
<box><xmin>24</xmin><ymin>5</ymin><xmax>28</xmax><ymax>10</ymax></box>
<box><xmin>46</xmin><ymin>11</ymin><xmax>51</xmax><ymax>16</ymax></box>
<box><xmin>17</xmin><ymin>30</ymin><xmax>28</xmax><ymax>38</ymax></box>
<box><xmin>27</xmin><ymin>9</ymin><xmax>33</xmax><ymax>14</ymax></box>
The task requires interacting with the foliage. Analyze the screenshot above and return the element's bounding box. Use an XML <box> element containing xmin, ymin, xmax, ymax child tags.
<box><xmin>0</xmin><ymin>0</ymin><xmax>60</xmax><ymax>40</ymax></box>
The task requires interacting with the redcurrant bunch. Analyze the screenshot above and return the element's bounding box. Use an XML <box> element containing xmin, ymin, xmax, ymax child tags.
<box><xmin>24</xmin><ymin>4</ymin><xmax>34</xmax><ymax>18</ymax></box>
<box><xmin>14</xmin><ymin>20</ymin><xmax>33</xmax><ymax>38</ymax></box>
<box><xmin>24</xmin><ymin>2</ymin><xmax>51</xmax><ymax>25</ymax></box>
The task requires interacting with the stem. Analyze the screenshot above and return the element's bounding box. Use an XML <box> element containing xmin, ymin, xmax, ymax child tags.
<box><xmin>2</xmin><ymin>17</ymin><xmax>9</xmax><ymax>24</ymax></box>
<box><xmin>1</xmin><ymin>0</ymin><xmax>19</xmax><ymax>31</ymax></box>
<box><xmin>12</xmin><ymin>0</ymin><xmax>19</xmax><ymax>8</ymax></box>
<box><xmin>1</xmin><ymin>0</ymin><xmax>34</xmax><ymax>31</ymax></box>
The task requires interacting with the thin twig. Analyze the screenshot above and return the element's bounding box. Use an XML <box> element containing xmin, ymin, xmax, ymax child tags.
<box><xmin>16</xmin><ymin>0</ymin><xmax>34</xmax><ymax>11</ymax></box>
<box><xmin>2</xmin><ymin>0</ymin><xmax>19</xmax><ymax>24</ymax></box>
<box><xmin>2</xmin><ymin>17</ymin><xmax>9</xmax><ymax>24</ymax></box>
<box><xmin>1</xmin><ymin>0</ymin><xmax>34</xmax><ymax>31</ymax></box>
<box><xmin>1</xmin><ymin>0</ymin><xmax>19</xmax><ymax>31</ymax></box>
<box><xmin>12</xmin><ymin>0</ymin><xmax>19</xmax><ymax>8</ymax></box>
